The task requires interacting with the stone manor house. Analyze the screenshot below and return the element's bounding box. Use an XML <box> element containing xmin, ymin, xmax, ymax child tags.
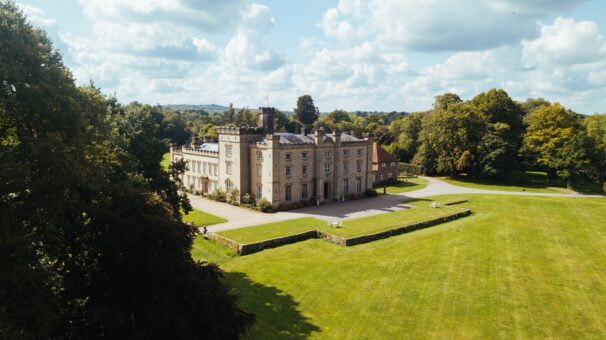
<box><xmin>170</xmin><ymin>107</ymin><xmax>376</xmax><ymax>209</ymax></box>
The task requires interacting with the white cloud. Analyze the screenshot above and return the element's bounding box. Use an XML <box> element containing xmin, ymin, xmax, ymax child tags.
<box><xmin>17</xmin><ymin>3</ymin><xmax>57</xmax><ymax>27</ymax></box>
<box><xmin>320</xmin><ymin>0</ymin><xmax>586</xmax><ymax>51</ymax></box>
<box><xmin>40</xmin><ymin>0</ymin><xmax>606</xmax><ymax>114</ymax></box>
<box><xmin>522</xmin><ymin>17</ymin><xmax>606</xmax><ymax>66</ymax></box>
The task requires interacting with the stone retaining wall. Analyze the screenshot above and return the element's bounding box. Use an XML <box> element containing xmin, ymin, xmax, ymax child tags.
<box><xmin>238</xmin><ymin>230</ymin><xmax>318</xmax><ymax>255</ymax></box>
<box><xmin>211</xmin><ymin>209</ymin><xmax>471</xmax><ymax>256</ymax></box>
<box><xmin>340</xmin><ymin>209</ymin><xmax>471</xmax><ymax>246</ymax></box>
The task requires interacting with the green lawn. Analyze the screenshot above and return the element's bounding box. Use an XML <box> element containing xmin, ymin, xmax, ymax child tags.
<box><xmin>161</xmin><ymin>152</ymin><xmax>171</xmax><ymax>171</ymax></box>
<box><xmin>375</xmin><ymin>177</ymin><xmax>428</xmax><ymax>194</ymax></box>
<box><xmin>217</xmin><ymin>203</ymin><xmax>467</xmax><ymax>243</ymax></box>
<box><xmin>217</xmin><ymin>218</ymin><xmax>326</xmax><ymax>244</ymax></box>
<box><xmin>193</xmin><ymin>194</ymin><xmax>606</xmax><ymax>339</ymax></box>
<box><xmin>182</xmin><ymin>208</ymin><xmax>226</xmax><ymax>227</ymax></box>
<box><xmin>441</xmin><ymin>172</ymin><xmax>566</xmax><ymax>193</ymax></box>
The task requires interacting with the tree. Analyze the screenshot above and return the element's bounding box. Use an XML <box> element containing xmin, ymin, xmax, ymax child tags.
<box><xmin>274</xmin><ymin>109</ymin><xmax>298</xmax><ymax>133</ymax></box>
<box><xmin>470</xmin><ymin>89</ymin><xmax>524</xmax><ymax>179</ymax></box>
<box><xmin>519</xmin><ymin>98</ymin><xmax>551</xmax><ymax>116</ymax></box>
<box><xmin>433</xmin><ymin>93</ymin><xmax>462</xmax><ymax>111</ymax></box>
<box><xmin>414</xmin><ymin>103</ymin><xmax>486</xmax><ymax>176</ymax></box>
<box><xmin>521</xmin><ymin>103</ymin><xmax>580</xmax><ymax>179</ymax></box>
<box><xmin>294</xmin><ymin>95</ymin><xmax>319</xmax><ymax>130</ymax></box>
<box><xmin>0</xmin><ymin>3</ymin><xmax>253</xmax><ymax>338</ymax></box>
<box><xmin>389</xmin><ymin>111</ymin><xmax>426</xmax><ymax>162</ymax></box>
<box><xmin>553</xmin><ymin>131</ymin><xmax>599</xmax><ymax>184</ymax></box>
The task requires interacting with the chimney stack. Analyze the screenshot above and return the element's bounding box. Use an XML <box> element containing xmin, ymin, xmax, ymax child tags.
<box><xmin>300</xmin><ymin>126</ymin><xmax>306</xmax><ymax>136</ymax></box>
<box><xmin>258</xmin><ymin>107</ymin><xmax>275</xmax><ymax>135</ymax></box>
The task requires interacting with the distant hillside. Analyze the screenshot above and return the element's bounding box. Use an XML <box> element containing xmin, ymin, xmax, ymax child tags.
<box><xmin>163</xmin><ymin>104</ymin><xmax>229</xmax><ymax>112</ymax></box>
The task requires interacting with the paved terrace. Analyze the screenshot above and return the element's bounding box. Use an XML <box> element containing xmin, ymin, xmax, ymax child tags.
<box><xmin>189</xmin><ymin>176</ymin><xmax>603</xmax><ymax>232</ymax></box>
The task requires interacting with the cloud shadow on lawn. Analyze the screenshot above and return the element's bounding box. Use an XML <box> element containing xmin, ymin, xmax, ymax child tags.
<box><xmin>225</xmin><ymin>272</ymin><xmax>320</xmax><ymax>339</ymax></box>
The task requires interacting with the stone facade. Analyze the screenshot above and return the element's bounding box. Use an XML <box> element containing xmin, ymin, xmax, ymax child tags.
<box><xmin>171</xmin><ymin>107</ymin><xmax>374</xmax><ymax>209</ymax></box>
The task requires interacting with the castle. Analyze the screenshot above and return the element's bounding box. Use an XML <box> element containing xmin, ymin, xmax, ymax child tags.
<box><xmin>170</xmin><ymin>107</ymin><xmax>376</xmax><ymax>209</ymax></box>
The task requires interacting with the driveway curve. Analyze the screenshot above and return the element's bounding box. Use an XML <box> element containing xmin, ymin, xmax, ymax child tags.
<box><xmin>190</xmin><ymin>176</ymin><xmax>602</xmax><ymax>232</ymax></box>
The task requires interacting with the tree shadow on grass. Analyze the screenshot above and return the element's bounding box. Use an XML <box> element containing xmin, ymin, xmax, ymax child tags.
<box><xmin>225</xmin><ymin>272</ymin><xmax>321</xmax><ymax>339</ymax></box>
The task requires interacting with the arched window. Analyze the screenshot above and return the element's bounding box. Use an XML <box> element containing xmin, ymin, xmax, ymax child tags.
<box><xmin>225</xmin><ymin>179</ymin><xmax>233</xmax><ymax>193</ymax></box>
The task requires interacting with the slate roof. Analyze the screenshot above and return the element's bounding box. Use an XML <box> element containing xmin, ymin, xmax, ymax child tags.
<box><xmin>276</xmin><ymin>133</ymin><xmax>315</xmax><ymax>145</ymax></box>
<box><xmin>274</xmin><ymin>132</ymin><xmax>363</xmax><ymax>145</ymax></box>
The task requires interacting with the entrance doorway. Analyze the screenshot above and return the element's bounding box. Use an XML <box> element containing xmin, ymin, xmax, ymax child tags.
<box><xmin>323</xmin><ymin>182</ymin><xmax>329</xmax><ymax>199</ymax></box>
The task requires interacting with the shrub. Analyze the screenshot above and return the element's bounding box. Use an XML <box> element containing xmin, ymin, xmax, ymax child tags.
<box><xmin>227</xmin><ymin>188</ymin><xmax>240</xmax><ymax>205</ymax></box>
<box><xmin>208</xmin><ymin>188</ymin><xmax>227</xmax><ymax>202</ymax></box>
<box><xmin>364</xmin><ymin>188</ymin><xmax>378</xmax><ymax>197</ymax></box>
<box><xmin>603</xmin><ymin>181</ymin><xmax>606</xmax><ymax>194</ymax></box>
<box><xmin>241</xmin><ymin>193</ymin><xmax>254</xmax><ymax>205</ymax></box>
<box><xmin>256</xmin><ymin>198</ymin><xmax>273</xmax><ymax>212</ymax></box>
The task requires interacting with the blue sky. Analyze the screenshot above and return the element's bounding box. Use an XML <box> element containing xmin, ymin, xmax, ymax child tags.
<box><xmin>17</xmin><ymin>0</ymin><xmax>606</xmax><ymax>114</ymax></box>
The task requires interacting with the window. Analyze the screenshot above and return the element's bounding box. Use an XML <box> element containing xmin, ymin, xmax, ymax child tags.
<box><xmin>226</xmin><ymin>161</ymin><xmax>232</xmax><ymax>175</ymax></box>
<box><xmin>225</xmin><ymin>179</ymin><xmax>233</xmax><ymax>192</ymax></box>
<box><xmin>197</xmin><ymin>161</ymin><xmax>201</xmax><ymax>173</ymax></box>
<box><xmin>390</xmin><ymin>162</ymin><xmax>396</xmax><ymax>167</ymax></box>
<box><xmin>343</xmin><ymin>179</ymin><xmax>349</xmax><ymax>194</ymax></box>
<box><xmin>381</xmin><ymin>162</ymin><xmax>386</xmax><ymax>168</ymax></box>
<box><xmin>302</xmin><ymin>165</ymin><xmax>308</xmax><ymax>176</ymax></box>
<box><xmin>257</xmin><ymin>184</ymin><xmax>263</xmax><ymax>199</ymax></box>
<box><xmin>380</xmin><ymin>174</ymin><xmax>384</xmax><ymax>180</ymax></box>
<box><xmin>387</xmin><ymin>172</ymin><xmax>393</xmax><ymax>179</ymax></box>
<box><xmin>257</xmin><ymin>151</ymin><xmax>262</xmax><ymax>160</ymax></box>
<box><xmin>356</xmin><ymin>160</ymin><xmax>362</xmax><ymax>172</ymax></box>
<box><xmin>343</xmin><ymin>161</ymin><xmax>349</xmax><ymax>173</ymax></box>
<box><xmin>285</xmin><ymin>185</ymin><xmax>292</xmax><ymax>201</ymax></box>
<box><xmin>325</xmin><ymin>151</ymin><xmax>331</xmax><ymax>159</ymax></box>
<box><xmin>285</xmin><ymin>166</ymin><xmax>292</xmax><ymax>177</ymax></box>
<box><xmin>225</xmin><ymin>144</ymin><xmax>232</xmax><ymax>157</ymax></box>
<box><xmin>324</xmin><ymin>163</ymin><xmax>331</xmax><ymax>174</ymax></box>
<box><xmin>257</xmin><ymin>164</ymin><xmax>262</xmax><ymax>177</ymax></box>
<box><xmin>357</xmin><ymin>149</ymin><xmax>362</xmax><ymax>157</ymax></box>
<box><xmin>203</xmin><ymin>162</ymin><xmax>207</xmax><ymax>174</ymax></box>
<box><xmin>285</xmin><ymin>153</ymin><xmax>292</xmax><ymax>161</ymax></box>
<box><xmin>356</xmin><ymin>178</ymin><xmax>362</xmax><ymax>192</ymax></box>
<box><xmin>302</xmin><ymin>152</ymin><xmax>308</xmax><ymax>160</ymax></box>
<box><xmin>214</xmin><ymin>164</ymin><xmax>218</xmax><ymax>176</ymax></box>
<box><xmin>343</xmin><ymin>149</ymin><xmax>349</xmax><ymax>157</ymax></box>
<box><xmin>302</xmin><ymin>183</ymin><xmax>308</xmax><ymax>199</ymax></box>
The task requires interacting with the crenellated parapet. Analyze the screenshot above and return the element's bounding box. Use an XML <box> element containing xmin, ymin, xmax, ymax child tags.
<box><xmin>216</xmin><ymin>126</ymin><xmax>264</xmax><ymax>135</ymax></box>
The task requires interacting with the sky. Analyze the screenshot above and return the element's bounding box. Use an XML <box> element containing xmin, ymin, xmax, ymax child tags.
<box><xmin>16</xmin><ymin>0</ymin><xmax>606</xmax><ymax>114</ymax></box>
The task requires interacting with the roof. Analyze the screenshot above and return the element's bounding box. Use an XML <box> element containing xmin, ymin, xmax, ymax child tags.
<box><xmin>273</xmin><ymin>132</ymin><xmax>363</xmax><ymax>145</ymax></box>
<box><xmin>276</xmin><ymin>133</ymin><xmax>315</xmax><ymax>145</ymax></box>
<box><xmin>372</xmin><ymin>142</ymin><xmax>397</xmax><ymax>163</ymax></box>
<box><xmin>197</xmin><ymin>143</ymin><xmax>219</xmax><ymax>152</ymax></box>
<box><xmin>326</xmin><ymin>133</ymin><xmax>361</xmax><ymax>143</ymax></box>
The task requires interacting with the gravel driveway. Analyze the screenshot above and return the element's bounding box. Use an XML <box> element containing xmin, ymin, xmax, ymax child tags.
<box><xmin>190</xmin><ymin>176</ymin><xmax>603</xmax><ymax>232</ymax></box>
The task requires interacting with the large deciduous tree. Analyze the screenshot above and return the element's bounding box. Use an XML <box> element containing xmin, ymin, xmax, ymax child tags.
<box><xmin>521</xmin><ymin>103</ymin><xmax>581</xmax><ymax>180</ymax></box>
<box><xmin>294</xmin><ymin>95</ymin><xmax>319</xmax><ymax>130</ymax></box>
<box><xmin>0</xmin><ymin>3</ymin><xmax>253</xmax><ymax>338</ymax></box>
<box><xmin>470</xmin><ymin>89</ymin><xmax>524</xmax><ymax>179</ymax></box>
<box><xmin>414</xmin><ymin>103</ymin><xmax>486</xmax><ymax>176</ymax></box>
